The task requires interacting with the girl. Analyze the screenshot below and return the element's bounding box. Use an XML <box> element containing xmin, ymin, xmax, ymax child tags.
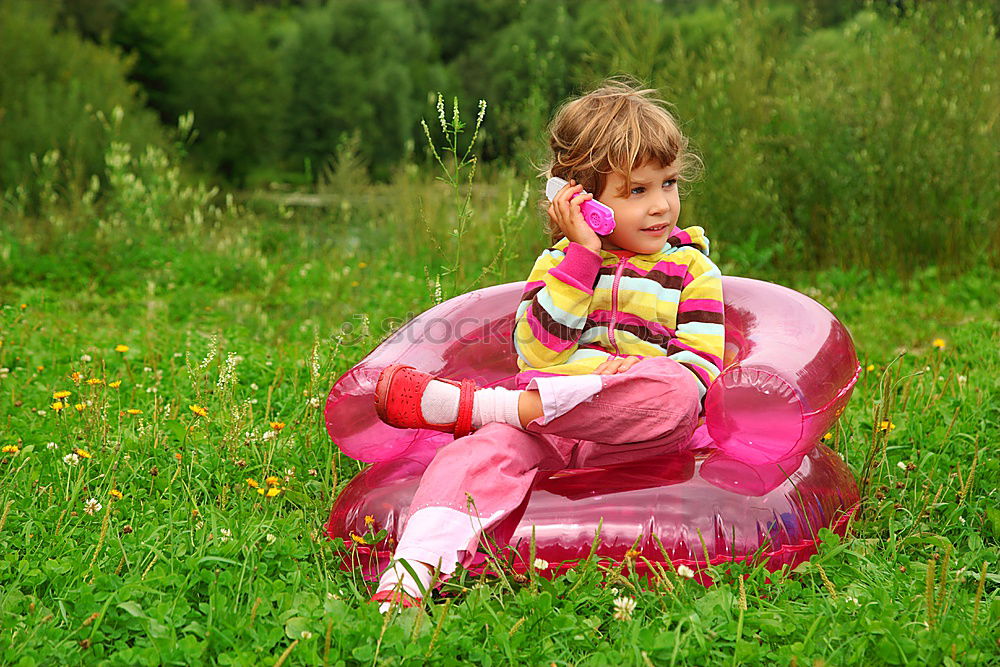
<box><xmin>369</xmin><ymin>79</ymin><xmax>724</xmax><ymax>611</ymax></box>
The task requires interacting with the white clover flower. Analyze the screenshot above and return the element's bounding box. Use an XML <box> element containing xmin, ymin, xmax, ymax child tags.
<box><xmin>957</xmin><ymin>375</ymin><xmax>967</xmax><ymax>386</ymax></box>
<box><xmin>612</xmin><ymin>596</ymin><xmax>636</xmax><ymax>621</ymax></box>
<box><xmin>308</xmin><ymin>396</ymin><xmax>321</xmax><ymax>409</ymax></box>
<box><xmin>143</xmin><ymin>366</ymin><xmax>152</xmax><ymax>373</ymax></box>
<box><xmin>63</xmin><ymin>453</ymin><xmax>81</xmax><ymax>466</ymax></box>
<box><xmin>80</xmin><ymin>354</ymin><xmax>93</xmax><ymax>363</ymax></box>
<box><xmin>533</xmin><ymin>558</ymin><xmax>549</xmax><ymax>571</ymax></box>
<box><xmin>250</xmin><ymin>383</ymin><xmax>259</xmax><ymax>391</ymax></box>
<box><xmin>266</xmin><ymin>534</ymin><xmax>277</xmax><ymax>544</ymax></box>
<box><xmin>262</xmin><ymin>431</ymin><xmax>276</xmax><ymax>442</ymax></box>
<box><xmin>83</xmin><ymin>498</ymin><xmax>102</xmax><ymax>515</ymax></box>
<box><xmin>844</xmin><ymin>596</ymin><xmax>860</xmax><ymax>606</ymax></box>
<box><xmin>219</xmin><ymin>528</ymin><xmax>232</xmax><ymax>543</ymax></box>
<box><xmin>676</xmin><ymin>565</ymin><xmax>696</xmax><ymax>579</ymax></box>
<box><xmin>300</xmin><ymin>631</ymin><xmax>312</xmax><ymax>639</ymax></box>
<box><xmin>47</xmin><ymin>442</ymin><xmax>58</xmax><ymax>450</ymax></box>
<box><xmin>897</xmin><ymin>461</ymin><xmax>907</xmax><ymax>470</ymax></box>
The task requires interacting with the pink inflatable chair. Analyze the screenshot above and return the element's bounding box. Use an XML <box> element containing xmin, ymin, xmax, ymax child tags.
<box><xmin>325</xmin><ymin>277</ymin><xmax>861</xmax><ymax>583</ymax></box>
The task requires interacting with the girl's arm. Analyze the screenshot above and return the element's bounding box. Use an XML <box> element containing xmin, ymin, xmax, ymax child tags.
<box><xmin>665</xmin><ymin>254</ymin><xmax>726</xmax><ymax>401</ymax></box>
<box><xmin>513</xmin><ymin>243</ymin><xmax>603</xmax><ymax>369</ymax></box>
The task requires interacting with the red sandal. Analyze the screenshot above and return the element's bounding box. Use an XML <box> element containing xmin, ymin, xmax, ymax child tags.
<box><xmin>373</xmin><ymin>364</ymin><xmax>478</xmax><ymax>438</ymax></box>
<box><xmin>370</xmin><ymin>589</ymin><xmax>423</xmax><ymax>609</ymax></box>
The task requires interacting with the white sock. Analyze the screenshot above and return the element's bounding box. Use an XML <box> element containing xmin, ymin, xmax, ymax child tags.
<box><xmin>420</xmin><ymin>382</ymin><xmax>523</xmax><ymax>430</ymax></box>
<box><xmin>376</xmin><ymin>559</ymin><xmax>434</xmax><ymax>612</ymax></box>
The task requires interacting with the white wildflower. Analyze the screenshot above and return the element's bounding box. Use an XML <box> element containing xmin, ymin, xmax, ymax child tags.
<box><xmin>844</xmin><ymin>596</ymin><xmax>860</xmax><ymax>606</ymax></box>
<box><xmin>897</xmin><ymin>461</ymin><xmax>907</xmax><ymax>470</ymax></box>
<box><xmin>80</xmin><ymin>354</ymin><xmax>92</xmax><ymax>363</ymax></box>
<box><xmin>47</xmin><ymin>441</ymin><xmax>58</xmax><ymax>450</ymax></box>
<box><xmin>612</xmin><ymin>596</ymin><xmax>636</xmax><ymax>621</ymax></box>
<box><xmin>533</xmin><ymin>558</ymin><xmax>549</xmax><ymax>571</ymax></box>
<box><xmin>676</xmin><ymin>565</ymin><xmax>696</xmax><ymax>579</ymax></box>
<box><xmin>219</xmin><ymin>528</ymin><xmax>232</xmax><ymax>543</ymax></box>
<box><xmin>63</xmin><ymin>453</ymin><xmax>80</xmax><ymax>465</ymax></box>
<box><xmin>266</xmin><ymin>534</ymin><xmax>276</xmax><ymax>544</ymax></box>
<box><xmin>957</xmin><ymin>375</ymin><xmax>967</xmax><ymax>386</ymax></box>
<box><xmin>83</xmin><ymin>498</ymin><xmax>102</xmax><ymax>515</ymax></box>
<box><xmin>300</xmin><ymin>631</ymin><xmax>312</xmax><ymax>639</ymax></box>
<box><xmin>250</xmin><ymin>383</ymin><xmax>259</xmax><ymax>391</ymax></box>
<box><xmin>308</xmin><ymin>396</ymin><xmax>321</xmax><ymax>409</ymax></box>
<box><xmin>262</xmin><ymin>430</ymin><xmax>276</xmax><ymax>442</ymax></box>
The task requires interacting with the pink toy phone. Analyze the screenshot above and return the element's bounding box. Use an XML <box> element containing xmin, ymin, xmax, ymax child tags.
<box><xmin>545</xmin><ymin>176</ymin><xmax>616</xmax><ymax>235</ymax></box>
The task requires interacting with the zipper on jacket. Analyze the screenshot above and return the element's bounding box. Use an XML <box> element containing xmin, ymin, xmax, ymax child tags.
<box><xmin>608</xmin><ymin>256</ymin><xmax>628</xmax><ymax>356</ymax></box>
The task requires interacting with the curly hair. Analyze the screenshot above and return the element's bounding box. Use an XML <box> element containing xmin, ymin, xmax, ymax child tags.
<box><xmin>541</xmin><ymin>77</ymin><xmax>699</xmax><ymax>242</ymax></box>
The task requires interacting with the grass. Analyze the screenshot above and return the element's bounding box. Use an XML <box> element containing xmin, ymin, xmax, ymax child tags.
<box><xmin>1</xmin><ymin>184</ymin><xmax>997</xmax><ymax>665</ymax></box>
<box><xmin>1</xmin><ymin>110</ymin><xmax>997</xmax><ymax>663</ymax></box>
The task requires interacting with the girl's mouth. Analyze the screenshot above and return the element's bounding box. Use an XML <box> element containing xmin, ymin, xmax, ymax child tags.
<box><xmin>641</xmin><ymin>224</ymin><xmax>669</xmax><ymax>234</ymax></box>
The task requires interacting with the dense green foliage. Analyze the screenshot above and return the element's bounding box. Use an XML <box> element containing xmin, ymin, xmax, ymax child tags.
<box><xmin>2</xmin><ymin>0</ymin><xmax>997</xmax><ymax>272</ymax></box>
<box><xmin>0</xmin><ymin>118</ymin><xmax>997</xmax><ymax>664</ymax></box>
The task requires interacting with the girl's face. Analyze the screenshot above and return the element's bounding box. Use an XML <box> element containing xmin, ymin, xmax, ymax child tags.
<box><xmin>597</xmin><ymin>160</ymin><xmax>680</xmax><ymax>255</ymax></box>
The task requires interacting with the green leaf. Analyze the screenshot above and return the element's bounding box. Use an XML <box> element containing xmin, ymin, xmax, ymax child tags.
<box><xmin>117</xmin><ymin>601</ymin><xmax>146</xmax><ymax>618</ymax></box>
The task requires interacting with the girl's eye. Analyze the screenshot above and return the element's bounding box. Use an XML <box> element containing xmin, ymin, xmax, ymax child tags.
<box><xmin>630</xmin><ymin>186</ymin><xmax>645</xmax><ymax>196</ymax></box>
<box><xmin>663</xmin><ymin>179</ymin><xmax>678</xmax><ymax>188</ymax></box>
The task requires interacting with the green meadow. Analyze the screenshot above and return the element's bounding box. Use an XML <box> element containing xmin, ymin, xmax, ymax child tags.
<box><xmin>2</xmin><ymin>0</ymin><xmax>999</xmax><ymax>664</ymax></box>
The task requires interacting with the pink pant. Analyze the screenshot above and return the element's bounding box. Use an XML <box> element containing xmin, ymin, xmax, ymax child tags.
<box><xmin>393</xmin><ymin>357</ymin><xmax>701</xmax><ymax>575</ymax></box>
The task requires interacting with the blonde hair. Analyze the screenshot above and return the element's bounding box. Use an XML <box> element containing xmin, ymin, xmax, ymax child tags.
<box><xmin>542</xmin><ymin>78</ymin><xmax>697</xmax><ymax>242</ymax></box>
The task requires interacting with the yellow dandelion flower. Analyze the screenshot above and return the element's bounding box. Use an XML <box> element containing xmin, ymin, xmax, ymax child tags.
<box><xmin>52</xmin><ymin>390</ymin><xmax>72</xmax><ymax>399</ymax></box>
<box><xmin>36</xmin><ymin>365</ymin><xmax>44</xmax><ymax>372</ymax></box>
<box><xmin>189</xmin><ymin>404</ymin><xmax>208</xmax><ymax>417</ymax></box>
<box><xmin>350</xmin><ymin>280</ymin><xmax>360</xmax><ymax>287</ymax></box>
<box><xmin>350</xmin><ymin>533</ymin><xmax>367</xmax><ymax>545</ymax></box>
<box><xmin>269</xmin><ymin>421</ymin><xmax>286</xmax><ymax>431</ymax></box>
<box><xmin>256</xmin><ymin>487</ymin><xmax>266</xmax><ymax>495</ymax></box>
<box><xmin>1</xmin><ymin>445</ymin><xmax>19</xmax><ymax>455</ymax></box>
<box><xmin>866</xmin><ymin>364</ymin><xmax>875</xmax><ymax>372</ymax></box>
<box><xmin>108</xmin><ymin>380</ymin><xmax>122</xmax><ymax>388</ymax></box>
<box><xmin>823</xmin><ymin>432</ymin><xmax>833</xmax><ymax>441</ymax></box>
<box><xmin>126</xmin><ymin>408</ymin><xmax>142</xmax><ymax>415</ymax></box>
<box><xmin>625</xmin><ymin>549</ymin><xmax>641</xmax><ymax>559</ymax></box>
<box><xmin>109</xmin><ymin>489</ymin><xmax>123</xmax><ymax>500</ymax></box>
<box><xmin>364</xmin><ymin>515</ymin><xmax>375</xmax><ymax>527</ymax></box>
<box><xmin>86</xmin><ymin>378</ymin><xmax>104</xmax><ymax>386</ymax></box>
<box><xmin>74</xmin><ymin>403</ymin><xmax>85</xmax><ymax>412</ymax></box>
<box><xmin>264</xmin><ymin>476</ymin><xmax>281</xmax><ymax>487</ymax></box>
<box><xmin>932</xmin><ymin>338</ymin><xmax>946</xmax><ymax>349</ymax></box>
<box><xmin>74</xmin><ymin>448</ymin><xmax>92</xmax><ymax>459</ymax></box>
<box><xmin>21</xmin><ymin>304</ymin><xmax>27</xmax><ymax>309</ymax></box>
<box><xmin>265</xmin><ymin>487</ymin><xmax>282</xmax><ymax>498</ymax></box>
<box><xmin>878</xmin><ymin>420</ymin><xmax>896</xmax><ymax>432</ymax></box>
<box><xmin>115</xmin><ymin>344</ymin><xmax>129</xmax><ymax>353</ymax></box>
<box><xmin>358</xmin><ymin>261</ymin><xmax>368</xmax><ymax>269</ymax></box>
<box><xmin>70</xmin><ymin>371</ymin><xmax>82</xmax><ymax>383</ymax></box>
<box><xmin>246</xmin><ymin>478</ymin><xmax>259</xmax><ymax>488</ymax></box>
<box><xmin>51</xmin><ymin>401</ymin><xmax>65</xmax><ymax>412</ymax></box>
<box><xmin>174</xmin><ymin>452</ymin><xmax>182</xmax><ymax>461</ymax></box>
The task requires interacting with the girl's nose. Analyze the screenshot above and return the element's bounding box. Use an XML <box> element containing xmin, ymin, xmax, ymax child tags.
<box><xmin>649</xmin><ymin>192</ymin><xmax>670</xmax><ymax>215</ymax></box>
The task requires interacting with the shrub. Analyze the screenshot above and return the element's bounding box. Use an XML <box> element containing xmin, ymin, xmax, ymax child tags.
<box><xmin>0</xmin><ymin>0</ymin><xmax>164</xmax><ymax>202</ymax></box>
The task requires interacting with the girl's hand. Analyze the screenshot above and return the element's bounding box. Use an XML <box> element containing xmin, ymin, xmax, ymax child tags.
<box><xmin>547</xmin><ymin>179</ymin><xmax>602</xmax><ymax>253</ymax></box>
<box><xmin>593</xmin><ymin>356</ymin><xmax>642</xmax><ymax>375</ymax></box>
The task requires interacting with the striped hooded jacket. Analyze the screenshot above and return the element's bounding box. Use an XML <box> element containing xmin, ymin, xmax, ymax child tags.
<box><xmin>513</xmin><ymin>226</ymin><xmax>725</xmax><ymax>401</ymax></box>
